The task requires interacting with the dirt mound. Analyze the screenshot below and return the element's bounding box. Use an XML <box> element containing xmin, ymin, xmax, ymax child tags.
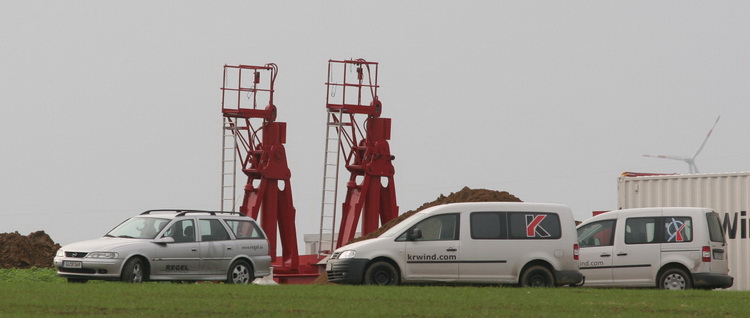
<box><xmin>311</xmin><ymin>187</ymin><xmax>522</xmax><ymax>284</ymax></box>
<box><xmin>0</xmin><ymin>231</ymin><xmax>61</xmax><ymax>269</ymax></box>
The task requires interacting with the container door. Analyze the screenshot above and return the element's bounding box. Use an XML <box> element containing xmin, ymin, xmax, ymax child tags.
<box><xmin>577</xmin><ymin>219</ymin><xmax>616</xmax><ymax>286</ymax></box>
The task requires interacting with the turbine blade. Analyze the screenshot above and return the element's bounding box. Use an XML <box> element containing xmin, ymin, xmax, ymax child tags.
<box><xmin>692</xmin><ymin>115</ymin><xmax>720</xmax><ymax>159</ymax></box>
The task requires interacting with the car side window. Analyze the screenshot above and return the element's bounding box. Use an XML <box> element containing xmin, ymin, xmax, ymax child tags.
<box><xmin>664</xmin><ymin>217</ymin><xmax>692</xmax><ymax>243</ymax></box>
<box><xmin>625</xmin><ymin>217</ymin><xmax>657</xmax><ymax>244</ymax></box>
<box><xmin>470</xmin><ymin>212</ymin><xmax>508</xmax><ymax>239</ymax></box>
<box><xmin>224</xmin><ymin>219</ymin><xmax>264</xmax><ymax>239</ymax></box>
<box><xmin>508</xmin><ymin>212</ymin><xmax>561</xmax><ymax>239</ymax></box>
<box><xmin>577</xmin><ymin>220</ymin><xmax>616</xmax><ymax>247</ymax></box>
<box><xmin>199</xmin><ymin>219</ymin><xmax>231</xmax><ymax>242</ymax></box>
<box><xmin>402</xmin><ymin>214</ymin><xmax>459</xmax><ymax>241</ymax></box>
<box><xmin>162</xmin><ymin>219</ymin><xmax>195</xmax><ymax>243</ymax></box>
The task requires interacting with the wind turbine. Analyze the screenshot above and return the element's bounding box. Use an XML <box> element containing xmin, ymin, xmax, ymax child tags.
<box><xmin>643</xmin><ymin>116</ymin><xmax>720</xmax><ymax>174</ymax></box>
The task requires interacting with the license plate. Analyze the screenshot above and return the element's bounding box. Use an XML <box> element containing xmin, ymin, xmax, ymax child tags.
<box><xmin>713</xmin><ymin>252</ymin><xmax>724</xmax><ymax>260</ymax></box>
<box><xmin>63</xmin><ymin>261</ymin><xmax>82</xmax><ymax>269</ymax></box>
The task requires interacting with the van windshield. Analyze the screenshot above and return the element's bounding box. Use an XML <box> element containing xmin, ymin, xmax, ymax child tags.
<box><xmin>379</xmin><ymin>211</ymin><xmax>429</xmax><ymax>238</ymax></box>
<box><xmin>706</xmin><ymin>212</ymin><xmax>725</xmax><ymax>243</ymax></box>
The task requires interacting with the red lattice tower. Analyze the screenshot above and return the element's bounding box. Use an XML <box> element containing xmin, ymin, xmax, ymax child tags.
<box><xmin>220</xmin><ymin>64</ymin><xmax>299</xmax><ymax>272</ymax></box>
<box><xmin>318</xmin><ymin>59</ymin><xmax>399</xmax><ymax>254</ymax></box>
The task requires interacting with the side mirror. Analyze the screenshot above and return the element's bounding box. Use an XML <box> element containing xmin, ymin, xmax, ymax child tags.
<box><xmin>410</xmin><ymin>228</ymin><xmax>423</xmax><ymax>241</ymax></box>
<box><xmin>153</xmin><ymin>237</ymin><xmax>175</xmax><ymax>244</ymax></box>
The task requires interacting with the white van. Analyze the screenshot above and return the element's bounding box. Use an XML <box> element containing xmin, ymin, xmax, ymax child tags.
<box><xmin>577</xmin><ymin>207</ymin><xmax>733</xmax><ymax>290</ymax></box>
<box><xmin>326</xmin><ymin>202</ymin><xmax>583</xmax><ymax>286</ymax></box>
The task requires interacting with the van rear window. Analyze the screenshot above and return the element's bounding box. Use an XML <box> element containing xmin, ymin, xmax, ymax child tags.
<box><xmin>470</xmin><ymin>212</ymin><xmax>561</xmax><ymax>240</ymax></box>
<box><xmin>706</xmin><ymin>212</ymin><xmax>726</xmax><ymax>243</ymax></box>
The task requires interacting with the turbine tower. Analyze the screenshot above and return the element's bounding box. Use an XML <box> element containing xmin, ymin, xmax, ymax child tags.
<box><xmin>643</xmin><ymin>116</ymin><xmax>720</xmax><ymax>173</ymax></box>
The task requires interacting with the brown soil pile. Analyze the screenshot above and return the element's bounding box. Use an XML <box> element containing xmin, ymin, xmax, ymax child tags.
<box><xmin>311</xmin><ymin>187</ymin><xmax>522</xmax><ymax>284</ymax></box>
<box><xmin>0</xmin><ymin>231</ymin><xmax>61</xmax><ymax>269</ymax></box>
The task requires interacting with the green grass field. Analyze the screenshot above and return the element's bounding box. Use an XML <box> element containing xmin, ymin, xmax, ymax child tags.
<box><xmin>0</xmin><ymin>268</ymin><xmax>745</xmax><ymax>317</ymax></box>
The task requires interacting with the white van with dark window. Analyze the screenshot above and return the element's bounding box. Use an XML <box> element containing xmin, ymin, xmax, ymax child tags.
<box><xmin>577</xmin><ymin>207</ymin><xmax>733</xmax><ymax>290</ymax></box>
<box><xmin>326</xmin><ymin>202</ymin><xmax>583</xmax><ymax>287</ymax></box>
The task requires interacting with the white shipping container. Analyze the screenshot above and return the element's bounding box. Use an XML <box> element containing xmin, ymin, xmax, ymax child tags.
<box><xmin>617</xmin><ymin>171</ymin><xmax>750</xmax><ymax>290</ymax></box>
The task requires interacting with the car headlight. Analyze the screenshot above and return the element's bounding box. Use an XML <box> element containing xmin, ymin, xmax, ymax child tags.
<box><xmin>338</xmin><ymin>250</ymin><xmax>356</xmax><ymax>259</ymax></box>
<box><xmin>56</xmin><ymin>250</ymin><xmax>64</xmax><ymax>257</ymax></box>
<box><xmin>86</xmin><ymin>252</ymin><xmax>119</xmax><ymax>259</ymax></box>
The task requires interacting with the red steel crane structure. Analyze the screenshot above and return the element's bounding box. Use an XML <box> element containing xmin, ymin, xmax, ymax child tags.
<box><xmin>318</xmin><ymin>59</ymin><xmax>399</xmax><ymax>255</ymax></box>
<box><xmin>220</xmin><ymin>64</ymin><xmax>299</xmax><ymax>274</ymax></box>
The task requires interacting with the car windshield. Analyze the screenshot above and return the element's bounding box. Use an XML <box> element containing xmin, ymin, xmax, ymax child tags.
<box><xmin>106</xmin><ymin>217</ymin><xmax>170</xmax><ymax>239</ymax></box>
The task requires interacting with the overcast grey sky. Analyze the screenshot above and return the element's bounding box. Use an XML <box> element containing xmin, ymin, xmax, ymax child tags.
<box><xmin>2</xmin><ymin>1</ymin><xmax>749</xmax><ymax>250</ymax></box>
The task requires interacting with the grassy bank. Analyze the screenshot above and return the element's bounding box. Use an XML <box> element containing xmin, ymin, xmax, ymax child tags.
<box><xmin>0</xmin><ymin>269</ymin><xmax>745</xmax><ymax>317</ymax></box>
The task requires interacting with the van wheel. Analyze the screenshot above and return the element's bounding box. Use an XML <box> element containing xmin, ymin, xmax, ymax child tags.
<box><xmin>121</xmin><ymin>258</ymin><xmax>146</xmax><ymax>283</ymax></box>
<box><xmin>227</xmin><ymin>260</ymin><xmax>253</xmax><ymax>284</ymax></box>
<box><xmin>364</xmin><ymin>261</ymin><xmax>399</xmax><ymax>285</ymax></box>
<box><xmin>520</xmin><ymin>265</ymin><xmax>554</xmax><ymax>287</ymax></box>
<box><xmin>658</xmin><ymin>268</ymin><xmax>692</xmax><ymax>290</ymax></box>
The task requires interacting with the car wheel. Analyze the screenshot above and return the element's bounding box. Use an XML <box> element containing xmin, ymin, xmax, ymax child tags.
<box><xmin>121</xmin><ymin>258</ymin><xmax>146</xmax><ymax>283</ymax></box>
<box><xmin>520</xmin><ymin>265</ymin><xmax>555</xmax><ymax>287</ymax></box>
<box><xmin>658</xmin><ymin>268</ymin><xmax>692</xmax><ymax>290</ymax></box>
<box><xmin>67</xmin><ymin>278</ymin><xmax>88</xmax><ymax>283</ymax></box>
<box><xmin>364</xmin><ymin>261</ymin><xmax>399</xmax><ymax>286</ymax></box>
<box><xmin>227</xmin><ymin>260</ymin><xmax>253</xmax><ymax>284</ymax></box>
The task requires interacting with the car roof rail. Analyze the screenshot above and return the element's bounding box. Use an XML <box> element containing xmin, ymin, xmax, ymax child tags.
<box><xmin>140</xmin><ymin>209</ymin><xmax>243</xmax><ymax>216</ymax></box>
<box><xmin>175</xmin><ymin>210</ymin><xmax>244</xmax><ymax>217</ymax></box>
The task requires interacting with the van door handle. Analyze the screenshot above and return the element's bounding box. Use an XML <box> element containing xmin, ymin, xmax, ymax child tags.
<box><xmin>191</xmin><ymin>248</ymin><xmax>198</xmax><ymax>252</ymax></box>
<box><xmin>617</xmin><ymin>252</ymin><xmax>628</xmax><ymax>256</ymax></box>
<box><xmin>446</xmin><ymin>248</ymin><xmax>457</xmax><ymax>252</ymax></box>
<box><xmin>600</xmin><ymin>253</ymin><xmax>611</xmax><ymax>257</ymax></box>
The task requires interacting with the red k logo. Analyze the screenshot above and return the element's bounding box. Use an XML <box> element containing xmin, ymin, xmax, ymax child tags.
<box><xmin>526</xmin><ymin>215</ymin><xmax>551</xmax><ymax>238</ymax></box>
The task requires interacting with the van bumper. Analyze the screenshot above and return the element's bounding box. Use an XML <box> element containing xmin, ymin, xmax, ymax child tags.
<box><xmin>326</xmin><ymin>258</ymin><xmax>369</xmax><ymax>284</ymax></box>
<box><xmin>555</xmin><ymin>270</ymin><xmax>584</xmax><ymax>286</ymax></box>
<box><xmin>693</xmin><ymin>273</ymin><xmax>733</xmax><ymax>289</ymax></box>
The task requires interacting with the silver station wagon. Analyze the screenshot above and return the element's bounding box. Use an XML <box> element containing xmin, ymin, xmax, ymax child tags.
<box><xmin>54</xmin><ymin>210</ymin><xmax>272</xmax><ymax>283</ymax></box>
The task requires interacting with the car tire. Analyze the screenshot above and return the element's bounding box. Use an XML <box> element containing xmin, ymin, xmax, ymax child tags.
<box><xmin>363</xmin><ymin>261</ymin><xmax>399</xmax><ymax>286</ymax></box>
<box><xmin>227</xmin><ymin>260</ymin><xmax>253</xmax><ymax>284</ymax></box>
<box><xmin>520</xmin><ymin>265</ymin><xmax>555</xmax><ymax>287</ymax></box>
<box><xmin>121</xmin><ymin>257</ymin><xmax>146</xmax><ymax>283</ymax></box>
<box><xmin>658</xmin><ymin>268</ymin><xmax>692</xmax><ymax>290</ymax></box>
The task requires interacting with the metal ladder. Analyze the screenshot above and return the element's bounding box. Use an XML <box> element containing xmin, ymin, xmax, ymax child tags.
<box><xmin>318</xmin><ymin>109</ymin><xmax>347</xmax><ymax>257</ymax></box>
<box><xmin>221</xmin><ymin>117</ymin><xmax>238</xmax><ymax>212</ymax></box>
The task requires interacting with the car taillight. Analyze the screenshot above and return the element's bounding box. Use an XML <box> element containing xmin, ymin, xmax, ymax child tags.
<box><xmin>573</xmin><ymin>243</ymin><xmax>579</xmax><ymax>261</ymax></box>
<box><xmin>702</xmin><ymin>246</ymin><xmax>711</xmax><ymax>262</ymax></box>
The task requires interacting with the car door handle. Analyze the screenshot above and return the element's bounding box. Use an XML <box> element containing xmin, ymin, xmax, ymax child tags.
<box><xmin>227</xmin><ymin>247</ymin><xmax>233</xmax><ymax>250</ymax></box>
<box><xmin>600</xmin><ymin>253</ymin><xmax>611</xmax><ymax>257</ymax></box>
<box><xmin>446</xmin><ymin>248</ymin><xmax>457</xmax><ymax>252</ymax></box>
<box><xmin>617</xmin><ymin>252</ymin><xmax>628</xmax><ymax>256</ymax></box>
<box><xmin>191</xmin><ymin>248</ymin><xmax>198</xmax><ymax>252</ymax></box>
